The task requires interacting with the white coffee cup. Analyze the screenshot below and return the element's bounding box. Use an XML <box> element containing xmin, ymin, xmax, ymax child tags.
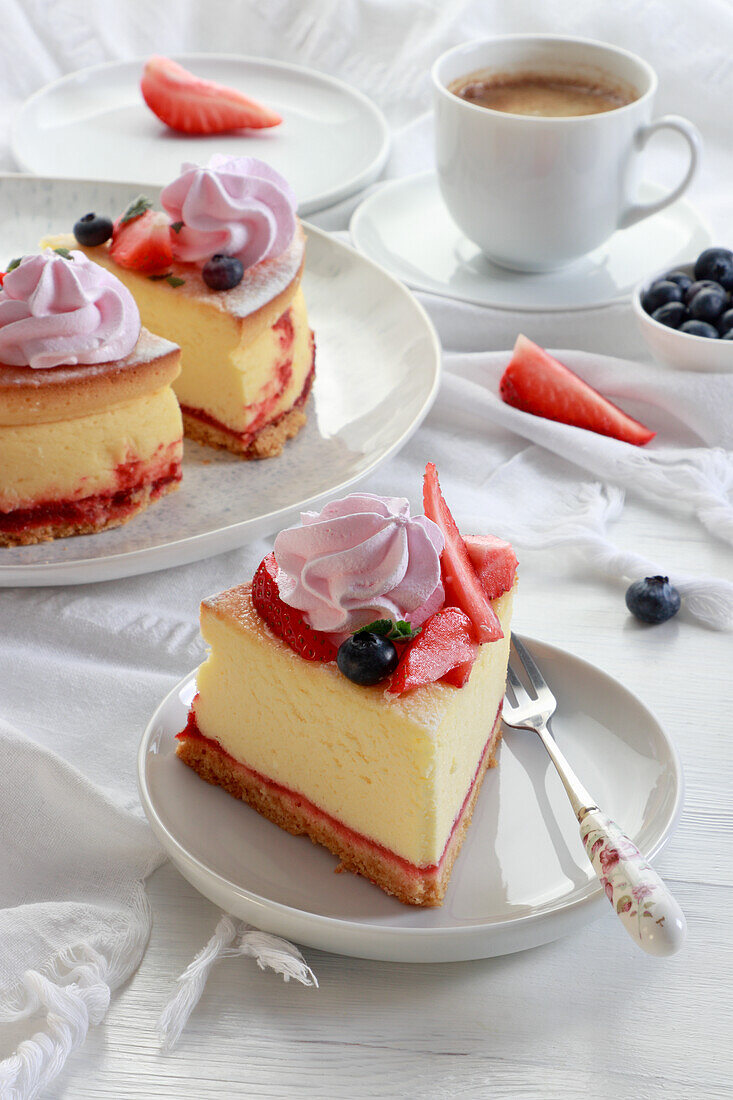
<box><xmin>432</xmin><ymin>35</ymin><xmax>702</xmax><ymax>272</ymax></box>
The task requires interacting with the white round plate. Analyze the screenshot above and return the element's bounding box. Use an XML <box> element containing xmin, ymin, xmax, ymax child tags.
<box><xmin>138</xmin><ymin>639</ymin><xmax>682</xmax><ymax>963</ymax></box>
<box><xmin>12</xmin><ymin>55</ymin><xmax>390</xmax><ymax>215</ymax></box>
<box><xmin>0</xmin><ymin>175</ymin><xmax>439</xmax><ymax>587</ymax></box>
<box><xmin>350</xmin><ymin>172</ymin><xmax>711</xmax><ymax>312</ymax></box>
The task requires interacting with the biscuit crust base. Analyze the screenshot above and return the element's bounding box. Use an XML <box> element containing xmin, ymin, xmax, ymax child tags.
<box><xmin>176</xmin><ymin>709</ymin><xmax>503</xmax><ymax>908</ymax></box>
<box><xmin>182</xmin><ymin>404</ymin><xmax>307</xmax><ymax>460</ymax></box>
<box><xmin>0</xmin><ymin>474</ymin><xmax>180</xmax><ymax>547</ymax></box>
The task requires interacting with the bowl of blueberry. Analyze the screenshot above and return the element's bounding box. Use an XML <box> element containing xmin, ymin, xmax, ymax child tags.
<box><xmin>633</xmin><ymin>247</ymin><xmax>733</xmax><ymax>372</ymax></box>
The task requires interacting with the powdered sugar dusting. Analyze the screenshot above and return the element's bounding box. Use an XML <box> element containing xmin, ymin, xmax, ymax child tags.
<box><xmin>174</xmin><ymin>223</ymin><xmax>305</xmax><ymax>319</ymax></box>
<box><xmin>0</xmin><ymin>329</ymin><xmax>178</xmax><ymax>389</ymax></box>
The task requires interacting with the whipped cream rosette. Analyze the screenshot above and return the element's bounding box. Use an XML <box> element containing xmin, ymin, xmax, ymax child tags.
<box><xmin>274</xmin><ymin>494</ymin><xmax>445</xmax><ymax>637</ymax></box>
<box><xmin>161</xmin><ymin>154</ymin><xmax>297</xmax><ymax>269</ymax></box>
<box><xmin>0</xmin><ymin>249</ymin><xmax>140</xmax><ymax>369</ymax></box>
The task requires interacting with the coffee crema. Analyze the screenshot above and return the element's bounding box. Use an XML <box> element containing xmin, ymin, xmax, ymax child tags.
<box><xmin>450</xmin><ymin>71</ymin><xmax>637</xmax><ymax>117</ymax></box>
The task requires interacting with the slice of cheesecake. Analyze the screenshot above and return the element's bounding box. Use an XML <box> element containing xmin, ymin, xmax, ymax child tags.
<box><xmin>0</xmin><ymin>329</ymin><xmax>182</xmax><ymax>545</ymax></box>
<box><xmin>176</xmin><ymin>469</ymin><xmax>517</xmax><ymax>907</ymax></box>
<box><xmin>177</xmin><ymin>579</ymin><xmax>514</xmax><ymax>906</ymax></box>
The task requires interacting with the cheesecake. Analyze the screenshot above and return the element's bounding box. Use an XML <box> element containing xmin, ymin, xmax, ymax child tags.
<box><xmin>177</xmin><ymin>465</ymin><xmax>518</xmax><ymax>906</ymax></box>
<box><xmin>0</xmin><ymin>250</ymin><xmax>182</xmax><ymax>546</ymax></box>
<box><xmin>44</xmin><ymin>155</ymin><xmax>314</xmax><ymax>459</ymax></box>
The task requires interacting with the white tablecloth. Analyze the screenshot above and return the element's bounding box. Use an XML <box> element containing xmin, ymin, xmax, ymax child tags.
<box><xmin>0</xmin><ymin>2</ymin><xmax>732</xmax><ymax>1097</ymax></box>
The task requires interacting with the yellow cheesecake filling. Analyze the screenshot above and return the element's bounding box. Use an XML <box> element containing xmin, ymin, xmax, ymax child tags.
<box><xmin>0</xmin><ymin>385</ymin><xmax>182</xmax><ymax>512</ymax></box>
<box><xmin>193</xmin><ymin>587</ymin><xmax>514</xmax><ymax>868</ymax></box>
<box><xmin>176</xmin><ymin>287</ymin><xmax>313</xmax><ymax>436</ymax></box>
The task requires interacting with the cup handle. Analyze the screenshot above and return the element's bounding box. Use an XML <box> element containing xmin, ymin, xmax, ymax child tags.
<box><xmin>618</xmin><ymin>115</ymin><xmax>702</xmax><ymax>229</ymax></box>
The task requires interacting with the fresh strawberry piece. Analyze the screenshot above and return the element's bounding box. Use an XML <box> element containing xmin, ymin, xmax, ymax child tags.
<box><xmin>109</xmin><ymin>209</ymin><xmax>173</xmax><ymax>274</ymax></box>
<box><xmin>251</xmin><ymin>553</ymin><xmax>337</xmax><ymax>662</ymax></box>
<box><xmin>500</xmin><ymin>334</ymin><xmax>655</xmax><ymax>446</ymax></box>
<box><xmin>440</xmin><ymin>658</ymin><xmax>475</xmax><ymax>688</ymax></box>
<box><xmin>388</xmin><ymin>607</ymin><xmax>477</xmax><ymax>695</ymax></box>
<box><xmin>423</xmin><ymin>463</ymin><xmax>503</xmax><ymax>644</ymax></box>
<box><xmin>141</xmin><ymin>55</ymin><xmax>281</xmax><ymax>135</ymax></box>
<box><xmin>464</xmin><ymin>534</ymin><xmax>518</xmax><ymax>600</ymax></box>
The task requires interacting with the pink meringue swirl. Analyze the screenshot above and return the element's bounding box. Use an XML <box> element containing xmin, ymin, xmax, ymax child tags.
<box><xmin>0</xmin><ymin>250</ymin><xmax>140</xmax><ymax>370</ymax></box>
<box><xmin>274</xmin><ymin>494</ymin><xmax>445</xmax><ymax>636</ymax></box>
<box><xmin>161</xmin><ymin>155</ymin><xmax>297</xmax><ymax>269</ymax></box>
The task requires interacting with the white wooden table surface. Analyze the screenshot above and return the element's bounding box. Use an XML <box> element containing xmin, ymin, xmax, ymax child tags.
<box><xmin>7</xmin><ymin>491</ymin><xmax>725</xmax><ymax>1099</ymax></box>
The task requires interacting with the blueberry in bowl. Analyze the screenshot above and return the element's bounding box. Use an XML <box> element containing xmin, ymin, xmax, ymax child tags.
<box><xmin>633</xmin><ymin>248</ymin><xmax>733</xmax><ymax>372</ymax></box>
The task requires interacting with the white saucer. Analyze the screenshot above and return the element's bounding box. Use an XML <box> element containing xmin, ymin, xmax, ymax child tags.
<box><xmin>0</xmin><ymin>175</ymin><xmax>439</xmax><ymax>587</ymax></box>
<box><xmin>138</xmin><ymin>639</ymin><xmax>682</xmax><ymax>963</ymax></box>
<box><xmin>350</xmin><ymin>172</ymin><xmax>711</xmax><ymax>312</ymax></box>
<box><xmin>12</xmin><ymin>55</ymin><xmax>390</xmax><ymax>215</ymax></box>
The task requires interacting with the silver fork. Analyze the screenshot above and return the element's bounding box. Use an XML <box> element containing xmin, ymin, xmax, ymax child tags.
<box><xmin>502</xmin><ymin>635</ymin><xmax>686</xmax><ymax>956</ymax></box>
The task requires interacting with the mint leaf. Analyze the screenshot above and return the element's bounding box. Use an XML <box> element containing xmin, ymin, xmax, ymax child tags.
<box><xmin>166</xmin><ymin>275</ymin><xmax>185</xmax><ymax>288</ymax></box>
<box><xmin>53</xmin><ymin>247</ymin><xmax>74</xmax><ymax>260</ymax></box>
<box><xmin>170</xmin><ymin>221</ymin><xmax>184</xmax><ymax>234</ymax></box>
<box><xmin>148</xmin><ymin>272</ymin><xmax>172</xmax><ymax>281</ymax></box>
<box><xmin>120</xmin><ymin>195</ymin><xmax>152</xmax><ymax>224</ymax></box>
<box><xmin>6</xmin><ymin>257</ymin><xmax>21</xmax><ymax>272</ymax></box>
<box><xmin>355</xmin><ymin>619</ymin><xmax>393</xmax><ymax>638</ymax></box>
<box><xmin>354</xmin><ymin>619</ymin><xmax>420</xmax><ymax>642</ymax></box>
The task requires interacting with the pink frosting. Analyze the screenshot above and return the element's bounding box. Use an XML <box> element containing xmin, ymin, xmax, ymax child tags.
<box><xmin>161</xmin><ymin>155</ymin><xmax>297</xmax><ymax>269</ymax></box>
<box><xmin>0</xmin><ymin>250</ymin><xmax>140</xmax><ymax>369</ymax></box>
<box><xmin>274</xmin><ymin>494</ymin><xmax>445</xmax><ymax>636</ymax></box>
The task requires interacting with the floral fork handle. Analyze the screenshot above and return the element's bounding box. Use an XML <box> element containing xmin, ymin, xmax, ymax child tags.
<box><xmin>579</xmin><ymin>808</ymin><xmax>686</xmax><ymax>956</ymax></box>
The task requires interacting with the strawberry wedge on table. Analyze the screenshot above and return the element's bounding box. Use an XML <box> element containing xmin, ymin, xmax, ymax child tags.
<box><xmin>500</xmin><ymin>334</ymin><xmax>655</xmax><ymax>446</ymax></box>
<box><xmin>141</xmin><ymin>55</ymin><xmax>282</xmax><ymax>134</ymax></box>
<box><xmin>423</xmin><ymin>463</ymin><xmax>503</xmax><ymax>644</ymax></box>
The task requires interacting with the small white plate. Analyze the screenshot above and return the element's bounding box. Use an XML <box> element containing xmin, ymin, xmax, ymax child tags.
<box><xmin>350</xmin><ymin>172</ymin><xmax>711</xmax><ymax>312</ymax></box>
<box><xmin>12</xmin><ymin>55</ymin><xmax>390</xmax><ymax>215</ymax></box>
<box><xmin>0</xmin><ymin>175</ymin><xmax>440</xmax><ymax>587</ymax></box>
<box><xmin>138</xmin><ymin>639</ymin><xmax>682</xmax><ymax>963</ymax></box>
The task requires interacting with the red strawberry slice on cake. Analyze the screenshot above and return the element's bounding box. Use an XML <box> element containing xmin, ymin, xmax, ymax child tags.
<box><xmin>141</xmin><ymin>56</ymin><xmax>282</xmax><ymax>134</ymax></box>
<box><xmin>464</xmin><ymin>534</ymin><xmax>518</xmax><ymax>601</ymax></box>
<box><xmin>500</xmin><ymin>335</ymin><xmax>655</xmax><ymax>445</ymax></box>
<box><xmin>423</xmin><ymin>463</ymin><xmax>503</xmax><ymax>644</ymax></box>
<box><xmin>252</xmin><ymin>553</ymin><xmax>338</xmax><ymax>663</ymax></box>
<box><xmin>109</xmin><ymin>208</ymin><xmax>173</xmax><ymax>274</ymax></box>
<box><xmin>388</xmin><ymin>607</ymin><xmax>478</xmax><ymax>695</ymax></box>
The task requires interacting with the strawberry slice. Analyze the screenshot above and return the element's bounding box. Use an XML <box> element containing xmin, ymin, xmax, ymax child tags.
<box><xmin>464</xmin><ymin>534</ymin><xmax>518</xmax><ymax>600</ymax></box>
<box><xmin>109</xmin><ymin>208</ymin><xmax>173</xmax><ymax>274</ymax></box>
<box><xmin>423</xmin><ymin>463</ymin><xmax>503</xmax><ymax>644</ymax></box>
<box><xmin>388</xmin><ymin>608</ymin><xmax>477</xmax><ymax>695</ymax></box>
<box><xmin>251</xmin><ymin>553</ymin><xmax>338</xmax><ymax>662</ymax></box>
<box><xmin>141</xmin><ymin>56</ymin><xmax>282</xmax><ymax>134</ymax></box>
<box><xmin>500</xmin><ymin>335</ymin><xmax>655</xmax><ymax>446</ymax></box>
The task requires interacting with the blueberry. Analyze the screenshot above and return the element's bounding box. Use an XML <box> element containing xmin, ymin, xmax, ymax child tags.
<box><xmin>694</xmin><ymin>246</ymin><xmax>733</xmax><ymax>290</ymax></box>
<box><xmin>651</xmin><ymin>302</ymin><xmax>687</xmax><ymax>329</ymax></box>
<box><xmin>684</xmin><ymin>279</ymin><xmax>723</xmax><ymax>305</ymax></box>
<box><xmin>718</xmin><ymin>308</ymin><xmax>733</xmax><ymax>335</ymax></box>
<box><xmin>688</xmin><ymin>285</ymin><xmax>728</xmax><ymax>323</ymax></box>
<box><xmin>625</xmin><ymin>576</ymin><xmax>681</xmax><ymax>624</ymax></box>
<box><xmin>722</xmin><ymin>329</ymin><xmax>733</xmax><ymax>340</ymax></box>
<box><xmin>680</xmin><ymin>319</ymin><xmax>719</xmax><ymax>338</ymax></box>
<box><xmin>641</xmin><ymin>280</ymin><xmax>683</xmax><ymax>314</ymax></box>
<box><xmin>336</xmin><ymin>632</ymin><xmax>399</xmax><ymax>686</ymax></box>
<box><xmin>73</xmin><ymin>212</ymin><xmax>113</xmax><ymax>247</ymax></box>
<box><xmin>663</xmin><ymin>269</ymin><xmax>693</xmax><ymax>293</ymax></box>
<box><xmin>202</xmin><ymin>254</ymin><xmax>244</xmax><ymax>291</ymax></box>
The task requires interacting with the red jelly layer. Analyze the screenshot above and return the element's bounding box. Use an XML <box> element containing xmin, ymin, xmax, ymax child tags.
<box><xmin>177</xmin><ymin>698</ymin><xmax>503</xmax><ymax>877</ymax></box>
<box><xmin>0</xmin><ymin>468</ymin><xmax>181</xmax><ymax>534</ymax></box>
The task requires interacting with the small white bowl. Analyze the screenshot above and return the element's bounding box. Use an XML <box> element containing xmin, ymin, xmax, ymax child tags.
<box><xmin>633</xmin><ymin>261</ymin><xmax>733</xmax><ymax>372</ymax></box>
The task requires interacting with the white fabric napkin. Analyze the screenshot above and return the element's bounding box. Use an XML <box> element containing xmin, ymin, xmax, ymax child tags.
<box><xmin>2</xmin><ymin>1</ymin><xmax>733</xmax><ymax>1096</ymax></box>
